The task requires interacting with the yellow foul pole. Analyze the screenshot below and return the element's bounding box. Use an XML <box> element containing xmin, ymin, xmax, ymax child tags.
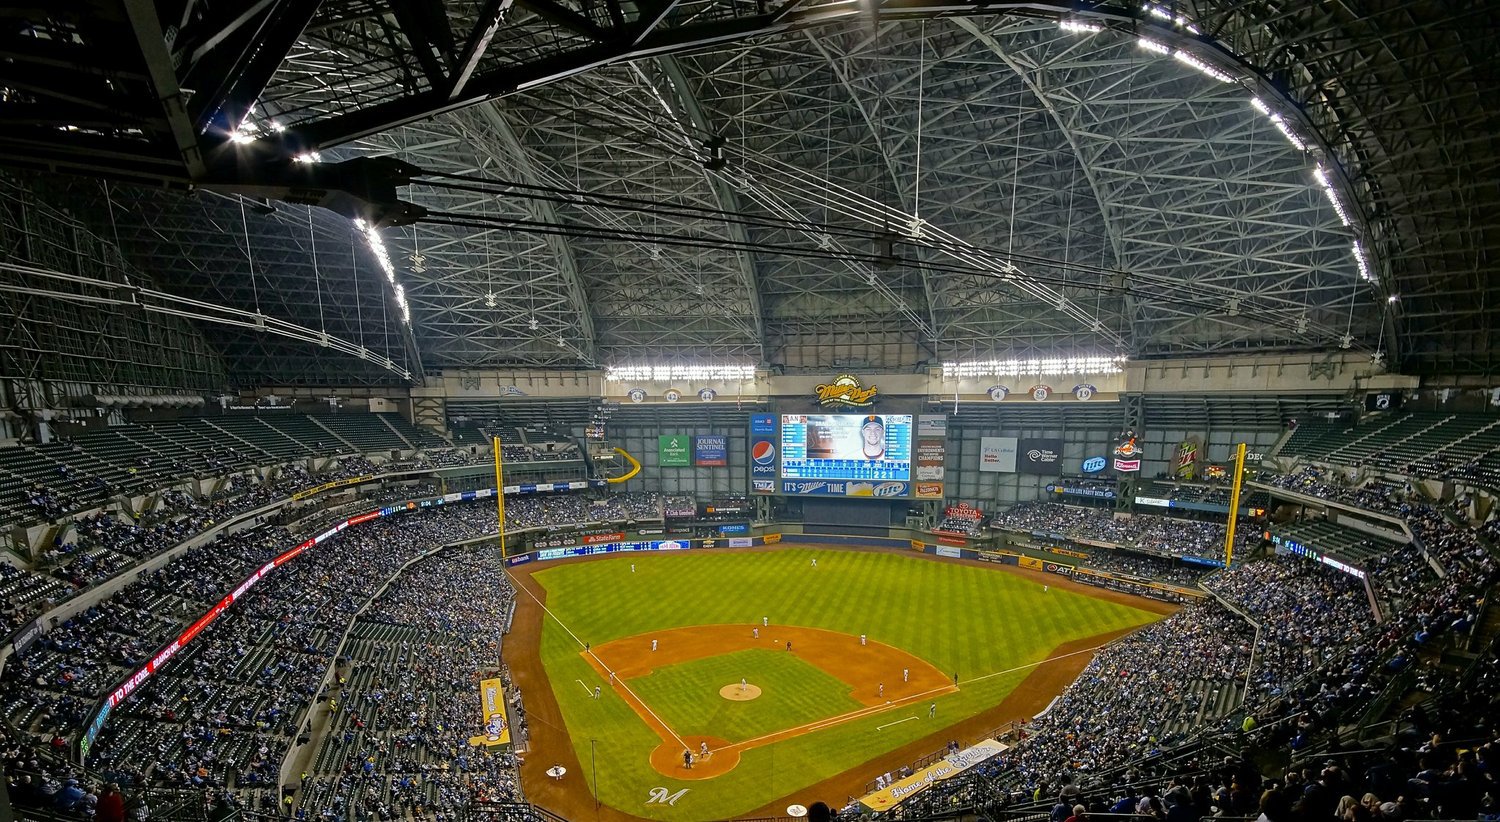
<box><xmin>493</xmin><ymin>437</ymin><xmax>508</xmax><ymax>559</ymax></box>
<box><xmin>1223</xmin><ymin>442</ymin><xmax>1247</xmax><ymax>567</ymax></box>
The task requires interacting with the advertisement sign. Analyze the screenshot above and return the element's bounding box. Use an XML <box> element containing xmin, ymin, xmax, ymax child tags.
<box><xmin>468</xmin><ymin>677</ymin><xmax>511</xmax><ymax>747</ymax></box>
<box><xmin>726</xmin><ymin>537</ymin><xmax>753</xmax><ymax>548</ymax></box>
<box><xmin>12</xmin><ymin>618</ymin><xmax>43</xmax><ymax>656</ymax></box>
<box><xmin>1174</xmin><ymin>438</ymin><xmax>1200</xmax><ymax>480</ymax></box>
<box><xmin>936</xmin><ymin>539</ymin><xmax>966</xmax><ymax>551</ymax></box>
<box><xmin>583</xmin><ymin>531</ymin><xmax>626</xmax><ymax>545</ymax></box>
<box><xmin>717</xmin><ymin>523</ymin><xmax>749</xmax><ymax>534</ymax></box>
<box><xmin>1018</xmin><ymin>438</ymin><xmax>1064</xmax><ymax>475</ymax></box>
<box><xmin>763</xmin><ymin>533</ymin><xmax>782</xmax><ymax>544</ymax></box>
<box><xmin>979</xmin><ymin>437</ymin><xmax>1018</xmax><ymax>473</ymax></box>
<box><xmin>914</xmin><ymin>414</ymin><xmax>947</xmax><ymax>498</ymax></box>
<box><xmin>1082</xmin><ymin>456</ymin><xmax>1107</xmax><ymax>473</ymax></box>
<box><xmin>1047</xmin><ymin>483</ymin><xmax>1116</xmax><ymax>500</ymax></box>
<box><xmin>780</xmin><ymin>479</ymin><xmax>909</xmax><ymax>497</ymax></box>
<box><xmin>1134</xmin><ymin>496</ymin><xmax>1171</xmax><ymax>507</ymax></box>
<box><xmin>1112</xmin><ymin>430</ymin><xmax>1140</xmax><ymax>472</ymax></box>
<box><xmin>859</xmin><ymin>739</ymin><xmax>1009</xmax><ymax>812</ymax></box>
<box><xmin>659</xmin><ymin>435</ymin><xmax>691</xmax><ymax>467</ymax></box>
<box><xmin>749</xmin><ymin>413</ymin><xmax>778</xmax><ymax>491</ymax></box>
<box><xmin>693</xmin><ymin>434</ymin><xmax>728</xmax><ymax>467</ymax></box>
<box><xmin>814</xmin><ymin>374</ymin><xmax>878</xmax><ymax>408</ymax></box>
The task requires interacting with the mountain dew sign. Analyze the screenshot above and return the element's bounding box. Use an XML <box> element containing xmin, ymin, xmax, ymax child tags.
<box><xmin>659</xmin><ymin>435</ymin><xmax>692</xmax><ymax>467</ymax></box>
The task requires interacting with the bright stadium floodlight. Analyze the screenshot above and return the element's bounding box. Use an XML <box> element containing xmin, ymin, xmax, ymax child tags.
<box><xmin>1250</xmin><ymin>97</ymin><xmax>1271</xmax><ymax>115</ymax></box>
<box><xmin>941</xmin><ymin>355</ymin><xmax>1126</xmax><ymax>379</ymax></box>
<box><xmin>604</xmin><ymin>363</ymin><xmax>757</xmax><ymax>382</ymax></box>
<box><xmin>1173</xmin><ymin>49</ymin><xmax>1235</xmax><ymax>83</ymax></box>
<box><xmin>1351</xmin><ymin>241</ymin><xmax>1375</xmax><ymax>282</ymax></box>
<box><xmin>1314</xmin><ymin>165</ymin><xmax>1353</xmax><ymax>227</ymax></box>
<box><xmin>1138</xmin><ymin>37</ymin><xmax>1171</xmax><ymax>55</ymax></box>
<box><xmin>1141</xmin><ymin>2</ymin><xmax>1173</xmax><ymax>21</ymax></box>
<box><xmin>354</xmin><ymin>219</ymin><xmax>412</xmax><ymax>325</ymax></box>
<box><xmin>1268</xmin><ymin>114</ymin><xmax>1307</xmax><ymax>151</ymax></box>
<box><xmin>1059</xmin><ymin>18</ymin><xmax>1104</xmax><ymax>33</ymax></box>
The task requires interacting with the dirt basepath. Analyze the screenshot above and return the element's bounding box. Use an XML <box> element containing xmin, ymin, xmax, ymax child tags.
<box><xmin>502</xmin><ymin>544</ymin><xmax>1179</xmax><ymax>822</ymax></box>
<box><xmin>588</xmin><ymin>624</ymin><xmax>954</xmax><ymax>778</ymax></box>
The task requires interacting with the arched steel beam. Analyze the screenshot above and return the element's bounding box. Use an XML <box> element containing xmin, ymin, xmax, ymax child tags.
<box><xmin>472</xmin><ymin>102</ymin><xmax>599</xmax><ymax>364</ymax></box>
<box><xmin>640</xmin><ymin>56</ymin><xmax>767</xmax><ymax>362</ymax></box>
<box><xmin>798</xmin><ymin>30</ymin><xmax>943</xmax><ymax>350</ymax></box>
<box><xmin>951</xmin><ymin>17</ymin><xmax>1134</xmax><ymax>348</ymax></box>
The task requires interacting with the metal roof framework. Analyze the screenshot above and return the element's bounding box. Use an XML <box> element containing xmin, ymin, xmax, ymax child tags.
<box><xmin>0</xmin><ymin>0</ymin><xmax>1490</xmax><ymax>384</ymax></box>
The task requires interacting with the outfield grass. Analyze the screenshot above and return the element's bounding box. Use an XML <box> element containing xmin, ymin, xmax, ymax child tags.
<box><xmin>628</xmin><ymin>649</ymin><xmax>862</xmax><ymax>743</ymax></box>
<box><xmin>531</xmin><ymin>547</ymin><xmax>1162</xmax><ymax>820</ymax></box>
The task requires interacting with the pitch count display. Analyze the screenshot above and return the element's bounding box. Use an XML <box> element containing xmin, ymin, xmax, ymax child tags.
<box><xmin>780</xmin><ymin>414</ymin><xmax>913</xmax><ymax>482</ymax></box>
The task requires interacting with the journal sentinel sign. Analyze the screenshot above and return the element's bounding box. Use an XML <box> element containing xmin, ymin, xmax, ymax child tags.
<box><xmin>694</xmin><ymin>435</ymin><xmax>728</xmax><ymax>467</ymax></box>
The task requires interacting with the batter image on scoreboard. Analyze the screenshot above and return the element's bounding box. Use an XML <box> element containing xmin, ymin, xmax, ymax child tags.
<box><xmin>861</xmin><ymin>415</ymin><xmax>885</xmax><ymax>459</ymax></box>
<box><xmin>780</xmin><ymin>414</ymin><xmax>912</xmax><ymax>481</ymax></box>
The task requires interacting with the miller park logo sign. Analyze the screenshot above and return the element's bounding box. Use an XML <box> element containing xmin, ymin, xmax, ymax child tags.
<box><xmin>814</xmin><ymin>374</ymin><xmax>878</xmax><ymax>408</ymax></box>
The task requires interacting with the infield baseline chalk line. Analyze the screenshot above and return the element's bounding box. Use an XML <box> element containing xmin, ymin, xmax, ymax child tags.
<box><xmin>575</xmin><ymin>679</ymin><xmax>593</xmax><ymax>696</ymax></box>
<box><xmin>877</xmin><ymin>716</ymin><xmax>918</xmax><ymax>731</ymax></box>
<box><xmin>506</xmin><ymin>568</ymin><xmax>692</xmax><ymax>751</ymax></box>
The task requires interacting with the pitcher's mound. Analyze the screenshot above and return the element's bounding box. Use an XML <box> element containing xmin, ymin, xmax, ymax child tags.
<box><xmin>720</xmin><ymin>683</ymin><xmax>762</xmax><ymax>701</ymax></box>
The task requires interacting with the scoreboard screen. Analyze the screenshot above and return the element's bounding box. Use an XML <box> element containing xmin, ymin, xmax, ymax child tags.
<box><xmin>780</xmin><ymin>414</ymin><xmax>913</xmax><ymax>482</ymax></box>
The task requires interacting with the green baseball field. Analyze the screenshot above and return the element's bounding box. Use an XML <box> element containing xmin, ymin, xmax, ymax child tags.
<box><xmin>510</xmin><ymin>547</ymin><xmax>1166</xmax><ymax>820</ymax></box>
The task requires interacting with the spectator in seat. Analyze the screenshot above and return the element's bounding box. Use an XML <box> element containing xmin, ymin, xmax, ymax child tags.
<box><xmin>97</xmin><ymin>783</ymin><xmax>126</xmax><ymax>822</ymax></box>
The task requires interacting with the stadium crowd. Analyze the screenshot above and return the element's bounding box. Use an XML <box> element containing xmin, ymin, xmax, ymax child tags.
<box><xmin>297</xmin><ymin>544</ymin><xmax>523</xmax><ymax>818</ymax></box>
<box><xmin>0</xmin><ymin>487</ymin><xmax>667</xmax><ymax>816</ymax></box>
<box><xmin>990</xmin><ymin>502</ymin><xmax>1250</xmax><ymax>562</ymax></box>
<box><xmin>1068</xmin><ymin>549</ymin><xmax>1209</xmax><ymax>587</ymax></box>
<box><xmin>3</xmin><ymin>504</ymin><xmax>499</xmax><ymax>813</ymax></box>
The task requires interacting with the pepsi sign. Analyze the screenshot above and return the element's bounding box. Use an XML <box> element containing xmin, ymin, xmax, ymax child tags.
<box><xmin>1082</xmin><ymin>456</ymin><xmax>1107</xmax><ymax>473</ymax></box>
<box><xmin>749</xmin><ymin>413</ymin><xmax>778</xmax><ymax>488</ymax></box>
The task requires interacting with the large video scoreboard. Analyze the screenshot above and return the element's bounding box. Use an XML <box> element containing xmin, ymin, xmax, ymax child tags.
<box><xmin>780</xmin><ymin>414</ymin><xmax>913</xmax><ymax>482</ymax></box>
<box><xmin>750</xmin><ymin>412</ymin><xmax>944</xmax><ymax>499</ymax></box>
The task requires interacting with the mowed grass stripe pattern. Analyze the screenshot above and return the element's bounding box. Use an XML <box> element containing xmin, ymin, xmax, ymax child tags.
<box><xmin>628</xmin><ymin>649</ymin><xmax>862</xmax><ymax>743</ymax></box>
<box><xmin>534</xmin><ymin>547</ymin><xmax>1163</xmax><ymax>820</ymax></box>
<box><xmin>536</xmin><ymin>548</ymin><xmax>1143</xmax><ymax>680</ymax></box>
